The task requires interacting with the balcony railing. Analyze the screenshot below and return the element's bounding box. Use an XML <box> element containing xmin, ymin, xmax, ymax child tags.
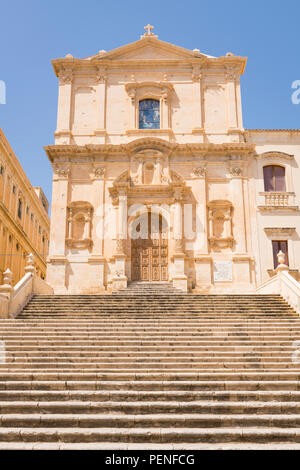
<box><xmin>258</xmin><ymin>192</ymin><xmax>298</xmax><ymax>210</ymax></box>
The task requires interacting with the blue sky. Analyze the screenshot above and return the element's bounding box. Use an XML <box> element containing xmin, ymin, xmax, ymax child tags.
<box><xmin>0</xmin><ymin>0</ymin><xmax>299</xmax><ymax>203</ymax></box>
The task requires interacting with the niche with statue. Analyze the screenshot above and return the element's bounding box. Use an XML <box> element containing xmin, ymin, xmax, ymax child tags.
<box><xmin>66</xmin><ymin>201</ymin><xmax>93</xmax><ymax>249</ymax></box>
<box><xmin>208</xmin><ymin>200</ymin><xmax>234</xmax><ymax>251</ymax></box>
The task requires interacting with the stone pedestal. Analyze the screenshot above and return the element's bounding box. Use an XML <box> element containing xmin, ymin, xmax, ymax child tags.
<box><xmin>112</xmin><ymin>254</ymin><xmax>127</xmax><ymax>292</ymax></box>
<box><xmin>172</xmin><ymin>254</ymin><xmax>188</xmax><ymax>292</ymax></box>
<box><xmin>46</xmin><ymin>256</ymin><xmax>67</xmax><ymax>295</ymax></box>
<box><xmin>88</xmin><ymin>255</ymin><xmax>106</xmax><ymax>293</ymax></box>
<box><xmin>194</xmin><ymin>255</ymin><xmax>212</xmax><ymax>293</ymax></box>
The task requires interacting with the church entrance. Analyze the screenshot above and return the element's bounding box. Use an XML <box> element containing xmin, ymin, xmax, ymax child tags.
<box><xmin>131</xmin><ymin>212</ymin><xmax>168</xmax><ymax>282</ymax></box>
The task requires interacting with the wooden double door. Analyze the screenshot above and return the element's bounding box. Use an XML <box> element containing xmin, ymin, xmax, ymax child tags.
<box><xmin>131</xmin><ymin>213</ymin><xmax>168</xmax><ymax>282</ymax></box>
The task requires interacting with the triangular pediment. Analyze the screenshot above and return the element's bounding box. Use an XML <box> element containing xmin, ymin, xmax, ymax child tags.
<box><xmin>88</xmin><ymin>37</ymin><xmax>211</xmax><ymax>63</ymax></box>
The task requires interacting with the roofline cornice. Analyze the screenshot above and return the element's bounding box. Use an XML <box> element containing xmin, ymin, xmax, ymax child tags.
<box><xmin>51</xmin><ymin>36</ymin><xmax>247</xmax><ymax>77</ymax></box>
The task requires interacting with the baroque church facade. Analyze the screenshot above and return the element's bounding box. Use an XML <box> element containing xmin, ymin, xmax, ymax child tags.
<box><xmin>45</xmin><ymin>26</ymin><xmax>300</xmax><ymax>294</ymax></box>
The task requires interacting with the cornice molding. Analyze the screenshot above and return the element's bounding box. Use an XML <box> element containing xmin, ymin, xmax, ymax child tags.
<box><xmin>45</xmin><ymin>141</ymin><xmax>255</xmax><ymax>162</ymax></box>
<box><xmin>51</xmin><ymin>36</ymin><xmax>247</xmax><ymax>76</ymax></box>
<box><xmin>264</xmin><ymin>227</ymin><xmax>296</xmax><ymax>236</ymax></box>
<box><xmin>255</xmin><ymin>151</ymin><xmax>294</xmax><ymax>161</ymax></box>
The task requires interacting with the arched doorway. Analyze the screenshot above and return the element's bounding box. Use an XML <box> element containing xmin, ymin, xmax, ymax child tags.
<box><xmin>131</xmin><ymin>212</ymin><xmax>168</xmax><ymax>282</ymax></box>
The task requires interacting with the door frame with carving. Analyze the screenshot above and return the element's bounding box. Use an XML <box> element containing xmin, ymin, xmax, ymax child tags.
<box><xmin>129</xmin><ymin>210</ymin><xmax>169</xmax><ymax>282</ymax></box>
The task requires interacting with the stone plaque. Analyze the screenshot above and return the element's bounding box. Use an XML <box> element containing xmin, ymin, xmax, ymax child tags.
<box><xmin>213</xmin><ymin>261</ymin><xmax>233</xmax><ymax>282</ymax></box>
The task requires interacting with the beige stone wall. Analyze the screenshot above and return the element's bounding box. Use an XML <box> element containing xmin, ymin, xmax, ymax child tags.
<box><xmin>52</xmin><ymin>36</ymin><xmax>246</xmax><ymax>147</ymax></box>
<box><xmin>246</xmin><ymin>130</ymin><xmax>300</xmax><ymax>284</ymax></box>
<box><xmin>45</xmin><ymin>33</ymin><xmax>300</xmax><ymax>294</ymax></box>
<box><xmin>0</xmin><ymin>129</ymin><xmax>50</xmax><ymax>285</ymax></box>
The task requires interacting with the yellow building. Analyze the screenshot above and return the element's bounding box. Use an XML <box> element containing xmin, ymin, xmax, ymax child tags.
<box><xmin>0</xmin><ymin>128</ymin><xmax>50</xmax><ymax>285</ymax></box>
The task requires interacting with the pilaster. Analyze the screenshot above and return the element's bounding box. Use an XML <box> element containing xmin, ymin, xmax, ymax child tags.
<box><xmin>56</xmin><ymin>69</ymin><xmax>73</xmax><ymax>143</ymax></box>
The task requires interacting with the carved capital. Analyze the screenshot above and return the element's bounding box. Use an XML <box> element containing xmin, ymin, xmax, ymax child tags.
<box><xmin>174</xmin><ymin>239</ymin><xmax>184</xmax><ymax>253</ymax></box>
<box><xmin>95</xmin><ymin>67</ymin><xmax>107</xmax><ymax>84</ymax></box>
<box><xmin>192</xmin><ymin>167</ymin><xmax>207</xmax><ymax>178</ymax></box>
<box><xmin>92</xmin><ymin>166</ymin><xmax>105</xmax><ymax>180</ymax></box>
<box><xmin>54</xmin><ymin>165</ymin><xmax>70</xmax><ymax>179</ymax></box>
<box><xmin>229</xmin><ymin>166</ymin><xmax>242</xmax><ymax>178</ymax></box>
<box><xmin>173</xmin><ymin>189</ymin><xmax>183</xmax><ymax>203</ymax></box>
<box><xmin>225</xmin><ymin>67</ymin><xmax>239</xmax><ymax>82</ymax></box>
<box><xmin>58</xmin><ymin>69</ymin><xmax>73</xmax><ymax>85</ymax></box>
<box><xmin>192</xmin><ymin>67</ymin><xmax>202</xmax><ymax>82</ymax></box>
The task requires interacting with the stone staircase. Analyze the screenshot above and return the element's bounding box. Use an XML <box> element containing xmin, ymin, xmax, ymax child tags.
<box><xmin>0</xmin><ymin>286</ymin><xmax>300</xmax><ymax>449</ymax></box>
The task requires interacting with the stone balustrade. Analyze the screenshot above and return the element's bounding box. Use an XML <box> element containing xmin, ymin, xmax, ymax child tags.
<box><xmin>257</xmin><ymin>251</ymin><xmax>300</xmax><ymax>314</ymax></box>
<box><xmin>0</xmin><ymin>254</ymin><xmax>53</xmax><ymax>319</ymax></box>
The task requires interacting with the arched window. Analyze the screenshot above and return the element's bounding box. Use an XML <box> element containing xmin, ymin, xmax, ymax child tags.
<box><xmin>139</xmin><ymin>99</ymin><xmax>160</xmax><ymax>129</ymax></box>
<box><xmin>263</xmin><ymin>165</ymin><xmax>286</xmax><ymax>192</ymax></box>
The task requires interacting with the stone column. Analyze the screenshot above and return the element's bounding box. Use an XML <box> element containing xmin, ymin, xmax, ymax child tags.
<box><xmin>172</xmin><ymin>190</ymin><xmax>187</xmax><ymax>292</ymax></box>
<box><xmin>192</xmin><ymin>70</ymin><xmax>204</xmax><ymax>132</ymax></box>
<box><xmin>161</xmin><ymin>93</ymin><xmax>169</xmax><ymax>129</ymax></box>
<box><xmin>112</xmin><ymin>190</ymin><xmax>128</xmax><ymax>291</ymax></box>
<box><xmin>154</xmin><ymin>158</ymin><xmax>161</xmax><ymax>184</ymax></box>
<box><xmin>94</xmin><ymin>68</ymin><xmax>107</xmax><ymax>143</ymax></box>
<box><xmin>226</xmin><ymin>69</ymin><xmax>238</xmax><ymax>130</ymax></box>
<box><xmin>137</xmin><ymin>158</ymin><xmax>143</xmax><ymax>184</ymax></box>
<box><xmin>230</xmin><ymin>166</ymin><xmax>246</xmax><ymax>253</ymax></box>
<box><xmin>128</xmin><ymin>92</ymin><xmax>136</xmax><ymax>129</ymax></box>
<box><xmin>87</xmin><ymin>166</ymin><xmax>106</xmax><ymax>292</ymax></box>
<box><xmin>118</xmin><ymin>190</ymin><xmax>128</xmax><ymax>244</ymax></box>
<box><xmin>191</xmin><ymin>167</ymin><xmax>212</xmax><ymax>292</ymax></box>
<box><xmin>46</xmin><ymin>165</ymin><xmax>69</xmax><ymax>293</ymax></box>
<box><xmin>56</xmin><ymin>69</ymin><xmax>73</xmax><ymax>142</ymax></box>
<box><xmin>173</xmin><ymin>194</ymin><xmax>183</xmax><ymax>253</ymax></box>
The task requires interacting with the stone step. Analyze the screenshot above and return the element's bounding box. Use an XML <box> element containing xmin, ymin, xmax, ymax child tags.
<box><xmin>2</xmin><ymin>340</ymin><xmax>300</xmax><ymax>346</ymax></box>
<box><xmin>3</xmin><ymin>351</ymin><xmax>299</xmax><ymax>359</ymax></box>
<box><xmin>0</xmin><ymin>291</ymin><xmax>298</xmax><ymax>446</ymax></box>
<box><xmin>0</xmin><ymin>426</ymin><xmax>300</xmax><ymax>444</ymax></box>
<box><xmin>3</xmin><ymin>348</ymin><xmax>300</xmax><ymax>355</ymax></box>
<box><xmin>16</xmin><ymin>322</ymin><xmax>297</xmax><ymax>327</ymax></box>
<box><xmin>1</xmin><ymin>363</ymin><xmax>300</xmax><ymax>371</ymax></box>
<box><xmin>1</xmin><ymin>442</ymin><xmax>300</xmax><ymax>450</ymax></box>
<box><xmin>1</xmin><ymin>380</ymin><xmax>297</xmax><ymax>392</ymax></box>
<box><xmin>1</xmin><ymin>389</ymin><xmax>300</xmax><ymax>401</ymax></box>
<box><xmin>2</xmin><ymin>413</ymin><xmax>300</xmax><ymax>428</ymax></box>
<box><xmin>1</xmin><ymin>400</ymin><xmax>300</xmax><ymax>414</ymax></box>
<box><xmin>1</xmin><ymin>371</ymin><xmax>300</xmax><ymax>380</ymax></box>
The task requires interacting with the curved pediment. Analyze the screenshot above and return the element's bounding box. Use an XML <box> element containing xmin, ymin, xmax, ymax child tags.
<box><xmin>126</xmin><ymin>137</ymin><xmax>174</xmax><ymax>154</ymax></box>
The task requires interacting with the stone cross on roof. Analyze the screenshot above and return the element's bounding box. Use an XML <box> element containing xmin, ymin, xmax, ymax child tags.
<box><xmin>144</xmin><ymin>24</ymin><xmax>154</xmax><ymax>36</ymax></box>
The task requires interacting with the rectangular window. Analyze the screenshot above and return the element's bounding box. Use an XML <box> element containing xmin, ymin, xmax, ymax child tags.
<box><xmin>272</xmin><ymin>240</ymin><xmax>289</xmax><ymax>268</ymax></box>
<box><xmin>274</xmin><ymin>166</ymin><xmax>286</xmax><ymax>191</ymax></box>
<box><xmin>17</xmin><ymin>199</ymin><xmax>22</xmax><ymax>219</ymax></box>
<box><xmin>263</xmin><ymin>166</ymin><xmax>286</xmax><ymax>192</ymax></box>
<box><xmin>264</xmin><ymin>166</ymin><xmax>274</xmax><ymax>192</ymax></box>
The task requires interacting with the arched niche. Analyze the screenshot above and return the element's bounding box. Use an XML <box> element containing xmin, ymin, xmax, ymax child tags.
<box><xmin>66</xmin><ymin>201</ymin><xmax>93</xmax><ymax>249</ymax></box>
<box><xmin>208</xmin><ymin>200</ymin><xmax>234</xmax><ymax>251</ymax></box>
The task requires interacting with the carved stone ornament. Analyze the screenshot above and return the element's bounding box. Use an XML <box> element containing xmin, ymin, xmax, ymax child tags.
<box><xmin>54</xmin><ymin>165</ymin><xmax>70</xmax><ymax>179</ymax></box>
<box><xmin>58</xmin><ymin>69</ymin><xmax>73</xmax><ymax>85</ymax></box>
<box><xmin>66</xmin><ymin>201</ymin><xmax>93</xmax><ymax>249</ymax></box>
<box><xmin>225</xmin><ymin>67</ymin><xmax>239</xmax><ymax>82</ymax></box>
<box><xmin>229</xmin><ymin>166</ymin><xmax>242</xmax><ymax>177</ymax></box>
<box><xmin>95</xmin><ymin>67</ymin><xmax>107</xmax><ymax>84</ymax></box>
<box><xmin>93</xmin><ymin>166</ymin><xmax>105</xmax><ymax>179</ymax></box>
<box><xmin>208</xmin><ymin>200</ymin><xmax>234</xmax><ymax>251</ymax></box>
<box><xmin>192</xmin><ymin>167</ymin><xmax>207</xmax><ymax>178</ymax></box>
